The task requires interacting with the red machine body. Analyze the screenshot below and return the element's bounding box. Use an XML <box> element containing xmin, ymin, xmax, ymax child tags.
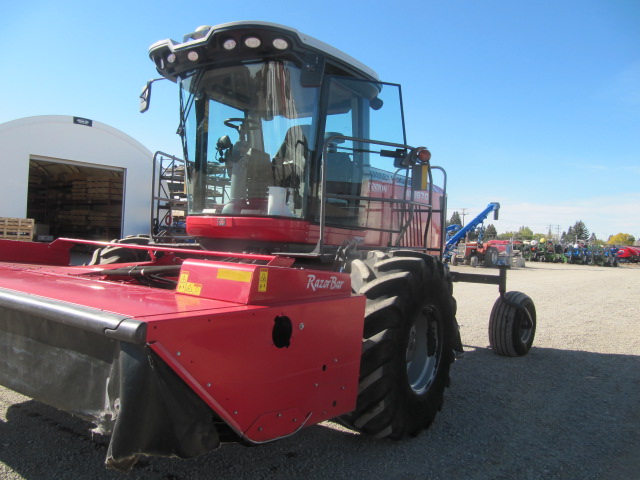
<box><xmin>0</xmin><ymin>22</ymin><xmax>455</xmax><ymax>470</ymax></box>
<box><xmin>187</xmin><ymin>166</ymin><xmax>444</xmax><ymax>251</ymax></box>
<box><xmin>0</xmin><ymin>238</ymin><xmax>364</xmax><ymax>445</ymax></box>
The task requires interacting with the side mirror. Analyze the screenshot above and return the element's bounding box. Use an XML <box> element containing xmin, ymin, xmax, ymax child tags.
<box><xmin>140</xmin><ymin>77</ymin><xmax>165</xmax><ymax>113</ymax></box>
<box><xmin>140</xmin><ymin>81</ymin><xmax>152</xmax><ymax>113</ymax></box>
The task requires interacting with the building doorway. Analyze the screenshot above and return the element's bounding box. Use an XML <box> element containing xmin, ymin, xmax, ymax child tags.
<box><xmin>27</xmin><ymin>157</ymin><xmax>125</xmax><ymax>241</ymax></box>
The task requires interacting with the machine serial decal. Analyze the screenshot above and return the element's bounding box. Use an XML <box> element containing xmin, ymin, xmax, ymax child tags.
<box><xmin>306</xmin><ymin>274</ymin><xmax>345</xmax><ymax>292</ymax></box>
<box><xmin>258</xmin><ymin>268</ymin><xmax>268</xmax><ymax>292</ymax></box>
<box><xmin>177</xmin><ymin>271</ymin><xmax>203</xmax><ymax>295</ymax></box>
<box><xmin>217</xmin><ymin>269</ymin><xmax>252</xmax><ymax>283</ymax></box>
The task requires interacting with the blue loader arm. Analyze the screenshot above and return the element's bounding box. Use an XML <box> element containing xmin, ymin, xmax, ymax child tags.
<box><xmin>444</xmin><ymin>202</ymin><xmax>500</xmax><ymax>255</ymax></box>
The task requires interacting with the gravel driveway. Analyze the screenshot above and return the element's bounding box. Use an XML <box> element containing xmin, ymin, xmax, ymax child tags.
<box><xmin>1</xmin><ymin>262</ymin><xmax>638</xmax><ymax>479</ymax></box>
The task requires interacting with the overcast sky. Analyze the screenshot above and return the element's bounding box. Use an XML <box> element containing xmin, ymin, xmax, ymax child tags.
<box><xmin>1</xmin><ymin>0</ymin><xmax>638</xmax><ymax>240</ymax></box>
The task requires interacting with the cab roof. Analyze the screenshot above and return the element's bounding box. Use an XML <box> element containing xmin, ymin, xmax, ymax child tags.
<box><xmin>149</xmin><ymin>21</ymin><xmax>379</xmax><ymax>82</ymax></box>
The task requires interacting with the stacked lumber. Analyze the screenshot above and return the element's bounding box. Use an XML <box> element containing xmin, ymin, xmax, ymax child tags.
<box><xmin>0</xmin><ymin>218</ymin><xmax>34</xmax><ymax>241</ymax></box>
<box><xmin>71</xmin><ymin>177</ymin><xmax>124</xmax><ymax>202</ymax></box>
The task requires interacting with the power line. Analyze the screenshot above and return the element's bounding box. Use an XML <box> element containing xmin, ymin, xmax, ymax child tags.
<box><xmin>547</xmin><ymin>224</ymin><xmax>561</xmax><ymax>240</ymax></box>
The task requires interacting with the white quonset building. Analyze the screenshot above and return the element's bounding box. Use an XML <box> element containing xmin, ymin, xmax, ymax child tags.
<box><xmin>0</xmin><ymin>115</ymin><xmax>153</xmax><ymax>241</ymax></box>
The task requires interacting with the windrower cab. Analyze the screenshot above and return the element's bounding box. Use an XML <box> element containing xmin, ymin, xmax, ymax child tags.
<box><xmin>0</xmin><ymin>21</ymin><xmax>536</xmax><ymax>472</ymax></box>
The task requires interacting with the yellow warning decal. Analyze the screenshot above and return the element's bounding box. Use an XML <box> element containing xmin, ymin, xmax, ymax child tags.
<box><xmin>177</xmin><ymin>271</ymin><xmax>202</xmax><ymax>296</ymax></box>
<box><xmin>217</xmin><ymin>268</ymin><xmax>252</xmax><ymax>283</ymax></box>
<box><xmin>258</xmin><ymin>268</ymin><xmax>268</xmax><ymax>292</ymax></box>
<box><xmin>418</xmin><ymin>165</ymin><xmax>429</xmax><ymax>190</ymax></box>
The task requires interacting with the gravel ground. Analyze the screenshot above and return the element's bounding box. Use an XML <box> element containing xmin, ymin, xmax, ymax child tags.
<box><xmin>1</xmin><ymin>262</ymin><xmax>638</xmax><ymax>479</ymax></box>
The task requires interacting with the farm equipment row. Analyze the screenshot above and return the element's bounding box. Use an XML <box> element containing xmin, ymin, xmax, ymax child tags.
<box><xmin>523</xmin><ymin>240</ymin><xmax>638</xmax><ymax>266</ymax></box>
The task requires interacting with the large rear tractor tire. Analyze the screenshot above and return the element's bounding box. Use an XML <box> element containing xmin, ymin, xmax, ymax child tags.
<box><xmin>485</xmin><ymin>247</ymin><xmax>499</xmax><ymax>268</ymax></box>
<box><xmin>343</xmin><ymin>250</ymin><xmax>457</xmax><ymax>439</ymax></box>
<box><xmin>88</xmin><ymin>235</ymin><xmax>151</xmax><ymax>265</ymax></box>
<box><xmin>489</xmin><ymin>291</ymin><xmax>536</xmax><ymax>356</ymax></box>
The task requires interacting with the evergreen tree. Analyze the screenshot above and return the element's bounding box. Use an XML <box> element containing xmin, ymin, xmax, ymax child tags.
<box><xmin>564</xmin><ymin>226</ymin><xmax>575</xmax><ymax>244</ymax></box>
<box><xmin>448</xmin><ymin>211</ymin><xmax>462</xmax><ymax>227</ymax></box>
<box><xmin>485</xmin><ymin>224</ymin><xmax>497</xmax><ymax>239</ymax></box>
<box><xmin>573</xmin><ymin>220</ymin><xmax>589</xmax><ymax>241</ymax></box>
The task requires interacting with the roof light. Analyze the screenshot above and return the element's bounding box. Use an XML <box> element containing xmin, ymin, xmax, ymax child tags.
<box><xmin>223</xmin><ymin>38</ymin><xmax>237</xmax><ymax>50</ymax></box>
<box><xmin>166</xmin><ymin>53</ymin><xmax>176</xmax><ymax>64</ymax></box>
<box><xmin>187</xmin><ymin>50</ymin><xmax>199</xmax><ymax>61</ymax></box>
<box><xmin>272</xmin><ymin>38</ymin><xmax>289</xmax><ymax>50</ymax></box>
<box><xmin>184</xmin><ymin>25</ymin><xmax>212</xmax><ymax>42</ymax></box>
<box><xmin>244</xmin><ymin>36</ymin><xmax>261</xmax><ymax>48</ymax></box>
<box><xmin>194</xmin><ymin>25</ymin><xmax>211</xmax><ymax>36</ymax></box>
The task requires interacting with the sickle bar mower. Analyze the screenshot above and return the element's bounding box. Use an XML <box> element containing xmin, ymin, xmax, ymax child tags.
<box><xmin>0</xmin><ymin>238</ymin><xmax>364</xmax><ymax>470</ymax></box>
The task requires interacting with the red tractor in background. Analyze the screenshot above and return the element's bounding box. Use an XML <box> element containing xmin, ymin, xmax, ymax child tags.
<box><xmin>616</xmin><ymin>246</ymin><xmax>640</xmax><ymax>263</ymax></box>
<box><xmin>0</xmin><ymin>22</ymin><xmax>537</xmax><ymax>471</ymax></box>
<box><xmin>462</xmin><ymin>239</ymin><xmax>517</xmax><ymax>267</ymax></box>
<box><xmin>444</xmin><ymin>202</ymin><xmax>518</xmax><ymax>267</ymax></box>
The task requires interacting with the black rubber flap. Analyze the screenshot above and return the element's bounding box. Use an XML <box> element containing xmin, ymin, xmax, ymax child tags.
<box><xmin>0</xmin><ymin>292</ymin><xmax>221</xmax><ymax>471</ymax></box>
<box><xmin>106</xmin><ymin>344</ymin><xmax>221</xmax><ymax>471</ymax></box>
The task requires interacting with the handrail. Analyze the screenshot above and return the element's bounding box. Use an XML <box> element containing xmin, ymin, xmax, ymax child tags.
<box><xmin>318</xmin><ymin>136</ymin><xmax>447</xmax><ymax>257</ymax></box>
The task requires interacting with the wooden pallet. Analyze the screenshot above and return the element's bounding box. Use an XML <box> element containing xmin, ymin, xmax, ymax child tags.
<box><xmin>0</xmin><ymin>217</ymin><xmax>35</xmax><ymax>241</ymax></box>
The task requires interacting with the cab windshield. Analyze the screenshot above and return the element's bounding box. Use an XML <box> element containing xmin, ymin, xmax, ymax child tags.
<box><xmin>179</xmin><ymin>59</ymin><xmax>408</xmax><ymax>228</ymax></box>
<box><xmin>180</xmin><ymin>61</ymin><xmax>320</xmax><ymax>218</ymax></box>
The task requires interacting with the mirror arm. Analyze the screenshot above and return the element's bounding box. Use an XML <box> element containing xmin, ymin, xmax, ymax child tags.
<box><xmin>140</xmin><ymin>77</ymin><xmax>166</xmax><ymax>113</ymax></box>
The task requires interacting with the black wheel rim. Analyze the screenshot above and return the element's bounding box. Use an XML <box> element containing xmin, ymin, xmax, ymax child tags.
<box><xmin>517</xmin><ymin>307</ymin><xmax>534</xmax><ymax>343</ymax></box>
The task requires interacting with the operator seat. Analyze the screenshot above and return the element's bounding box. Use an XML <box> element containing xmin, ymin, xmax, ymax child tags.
<box><xmin>324</xmin><ymin>132</ymin><xmax>359</xmax><ymax>220</ymax></box>
<box><xmin>273</xmin><ymin>125</ymin><xmax>310</xmax><ymax>189</ymax></box>
<box><xmin>245</xmin><ymin>147</ymin><xmax>273</xmax><ymax>199</ymax></box>
<box><xmin>324</xmin><ymin>132</ymin><xmax>352</xmax><ymax>184</ymax></box>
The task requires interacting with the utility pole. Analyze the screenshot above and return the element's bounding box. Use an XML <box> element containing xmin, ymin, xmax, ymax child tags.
<box><xmin>547</xmin><ymin>224</ymin><xmax>561</xmax><ymax>241</ymax></box>
<box><xmin>461</xmin><ymin>208</ymin><xmax>468</xmax><ymax>227</ymax></box>
<box><xmin>461</xmin><ymin>208</ymin><xmax>468</xmax><ymax>242</ymax></box>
